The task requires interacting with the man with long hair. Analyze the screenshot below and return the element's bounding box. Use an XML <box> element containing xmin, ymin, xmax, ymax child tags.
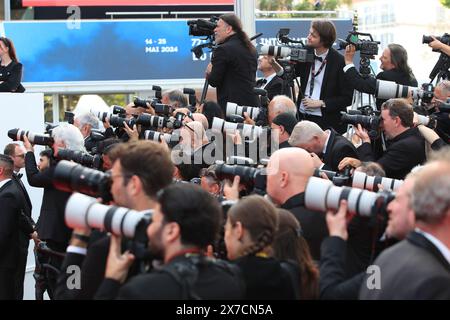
<box><xmin>206</xmin><ymin>13</ymin><xmax>258</xmax><ymax>113</ymax></box>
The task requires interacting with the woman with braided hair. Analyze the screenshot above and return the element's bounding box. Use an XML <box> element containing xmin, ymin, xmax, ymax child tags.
<box><xmin>224</xmin><ymin>195</ymin><xmax>297</xmax><ymax>300</ymax></box>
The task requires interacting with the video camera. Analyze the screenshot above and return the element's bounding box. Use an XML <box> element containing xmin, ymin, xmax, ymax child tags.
<box><xmin>187</xmin><ymin>16</ymin><xmax>218</xmax><ymax>37</ymax></box>
<box><xmin>337</xmin><ymin>30</ymin><xmax>380</xmax><ymax>58</ymax></box>
<box><xmin>260</xmin><ymin>28</ymin><xmax>314</xmax><ymax>64</ymax></box>
<box><xmin>187</xmin><ymin>16</ymin><xmax>218</xmax><ymax>59</ymax></box>
<box><xmin>422</xmin><ymin>33</ymin><xmax>450</xmax><ymax>83</ymax></box>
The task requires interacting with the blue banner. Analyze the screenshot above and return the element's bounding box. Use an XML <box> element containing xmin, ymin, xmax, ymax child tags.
<box><xmin>2</xmin><ymin>19</ymin><xmax>353</xmax><ymax>83</ymax></box>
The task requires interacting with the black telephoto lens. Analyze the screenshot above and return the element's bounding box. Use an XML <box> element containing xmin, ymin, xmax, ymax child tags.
<box><xmin>53</xmin><ymin>160</ymin><xmax>112</xmax><ymax>202</ymax></box>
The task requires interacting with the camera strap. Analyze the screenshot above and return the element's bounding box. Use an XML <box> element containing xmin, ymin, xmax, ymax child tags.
<box><xmin>309</xmin><ymin>59</ymin><xmax>327</xmax><ymax>98</ymax></box>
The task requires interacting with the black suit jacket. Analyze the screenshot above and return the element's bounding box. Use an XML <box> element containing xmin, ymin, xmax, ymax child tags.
<box><xmin>208</xmin><ymin>34</ymin><xmax>258</xmax><ymax>112</ymax></box>
<box><xmin>359</xmin><ymin>231</ymin><xmax>450</xmax><ymax>300</ymax></box>
<box><xmin>234</xmin><ymin>255</ymin><xmax>297</xmax><ymax>300</ymax></box>
<box><xmin>11</xmin><ymin>173</ymin><xmax>35</xmax><ymax>253</ymax></box>
<box><xmin>0</xmin><ymin>61</ymin><xmax>26</xmax><ymax>93</ymax></box>
<box><xmin>295</xmin><ymin>48</ymin><xmax>353</xmax><ymax>133</ymax></box>
<box><xmin>319</xmin><ymin>236</ymin><xmax>365</xmax><ymax>300</ymax></box>
<box><xmin>344</xmin><ymin>66</ymin><xmax>418</xmax><ymax>108</ymax></box>
<box><xmin>0</xmin><ymin>180</ymin><xmax>23</xmax><ymax>269</ymax></box>
<box><xmin>263</xmin><ymin>75</ymin><xmax>284</xmax><ymax>101</ymax></box>
<box><xmin>281</xmin><ymin>193</ymin><xmax>328</xmax><ymax>261</ymax></box>
<box><xmin>357</xmin><ymin>127</ymin><xmax>426</xmax><ymax>179</ymax></box>
<box><xmin>25</xmin><ymin>152</ymin><xmax>72</xmax><ymax>246</ymax></box>
<box><xmin>322</xmin><ymin>129</ymin><xmax>359</xmax><ymax>172</ymax></box>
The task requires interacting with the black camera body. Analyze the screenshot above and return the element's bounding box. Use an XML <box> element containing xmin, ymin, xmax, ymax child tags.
<box><xmin>314</xmin><ymin>166</ymin><xmax>352</xmax><ymax>187</ymax></box>
<box><xmin>212</xmin><ymin>162</ymin><xmax>267</xmax><ymax>195</ymax></box>
<box><xmin>340</xmin><ymin>111</ymin><xmax>380</xmax><ymax>139</ymax></box>
<box><xmin>136</xmin><ymin>113</ymin><xmax>184</xmax><ymax>130</ymax></box>
<box><xmin>56</xmin><ymin>148</ymin><xmax>103</xmax><ymax>170</ymax></box>
<box><xmin>109</xmin><ymin>115</ymin><xmax>137</xmax><ymax>129</ymax></box>
<box><xmin>423</xmin><ymin>33</ymin><xmax>450</xmax><ymax>47</ymax></box>
<box><xmin>112</xmin><ymin>105</ymin><xmax>126</xmax><ymax>116</ymax></box>
<box><xmin>187</xmin><ymin>16</ymin><xmax>218</xmax><ymax>37</ymax></box>
<box><xmin>338</xmin><ymin>31</ymin><xmax>380</xmax><ymax>58</ymax></box>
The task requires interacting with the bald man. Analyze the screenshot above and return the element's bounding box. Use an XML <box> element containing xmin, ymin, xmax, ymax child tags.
<box><xmin>268</xmin><ymin>95</ymin><xmax>297</xmax><ymax>125</ymax></box>
<box><xmin>244</xmin><ymin>95</ymin><xmax>297</xmax><ymax>126</ymax></box>
<box><xmin>266</xmin><ymin>147</ymin><xmax>328</xmax><ymax>260</ymax></box>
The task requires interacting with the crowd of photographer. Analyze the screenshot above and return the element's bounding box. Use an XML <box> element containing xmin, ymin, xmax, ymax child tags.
<box><xmin>0</xmin><ymin>14</ymin><xmax>449</xmax><ymax>300</ymax></box>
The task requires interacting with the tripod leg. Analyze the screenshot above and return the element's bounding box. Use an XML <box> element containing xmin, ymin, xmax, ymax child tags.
<box><xmin>200</xmin><ymin>78</ymin><xmax>209</xmax><ymax>104</ymax></box>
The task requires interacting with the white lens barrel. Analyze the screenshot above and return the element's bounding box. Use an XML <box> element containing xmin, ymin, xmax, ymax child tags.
<box><xmin>305</xmin><ymin>177</ymin><xmax>333</xmax><ymax>212</ymax></box>
<box><xmin>65</xmin><ymin>193</ymin><xmax>98</xmax><ymax>230</ymax></box>
<box><xmin>226</xmin><ymin>102</ymin><xmax>238</xmax><ymax>117</ymax></box>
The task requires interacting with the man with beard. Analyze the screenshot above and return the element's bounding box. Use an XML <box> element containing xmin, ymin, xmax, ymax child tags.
<box><xmin>95</xmin><ymin>184</ymin><xmax>245</xmax><ymax>300</ymax></box>
<box><xmin>55</xmin><ymin>140</ymin><xmax>174</xmax><ymax>299</ymax></box>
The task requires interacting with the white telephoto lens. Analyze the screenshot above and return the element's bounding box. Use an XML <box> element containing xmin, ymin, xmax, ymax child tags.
<box><xmin>305</xmin><ymin>177</ymin><xmax>333</xmax><ymax>212</ymax></box>
<box><xmin>226</xmin><ymin>102</ymin><xmax>239</xmax><ymax>117</ymax></box>
<box><xmin>65</xmin><ymin>193</ymin><xmax>98</xmax><ymax>230</ymax></box>
<box><xmin>357</xmin><ymin>190</ymin><xmax>379</xmax><ymax>217</ymax></box>
<box><xmin>211</xmin><ymin>117</ymin><xmax>225</xmax><ymax>134</ymax></box>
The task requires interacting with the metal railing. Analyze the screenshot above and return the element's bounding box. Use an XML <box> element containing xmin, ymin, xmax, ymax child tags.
<box><xmin>105</xmin><ymin>10</ymin><xmax>232</xmax><ymax>19</ymax></box>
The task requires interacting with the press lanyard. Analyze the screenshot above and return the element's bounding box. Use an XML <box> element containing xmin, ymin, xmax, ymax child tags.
<box><xmin>309</xmin><ymin>58</ymin><xmax>327</xmax><ymax>98</ymax></box>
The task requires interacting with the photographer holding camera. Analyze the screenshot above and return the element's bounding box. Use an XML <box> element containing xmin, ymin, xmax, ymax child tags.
<box><xmin>428</xmin><ymin>36</ymin><xmax>450</xmax><ymax>56</ymax></box>
<box><xmin>95</xmin><ymin>184</ymin><xmax>244</xmax><ymax>299</ymax></box>
<box><xmin>22</xmin><ymin>123</ymin><xmax>85</xmax><ymax>297</ymax></box>
<box><xmin>360</xmin><ymin>152</ymin><xmax>450</xmax><ymax>299</ymax></box>
<box><xmin>206</xmin><ymin>13</ymin><xmax>258</xmax><ymax>113</ymax></box>
<box><xmin>243</xmin><ymin>95</ymin><xmax>298</xmax><ymax>127</ymax></box>
<box><xmin>73</xmin><ymin>112</ymin><xmax>100</xmax><ymax>151</ymax></box>
<box><xmin>266</xmin><ymin>147</ymin><xmax>327</xmax><ymax>261</ymax></box>
<box><xmin>425</xmin><ymin>80</ymin><xmax>450</xmax><ymax>143</ymax></box>
<box><xmin>161</xmin><ymin>89</ymin><xmax>189</xmax><ymax>110</ymax></box>
<box><xmin>55</xmin><ymin>140</ymin><xmax>175</xmax><ymax>299</ymax></box>
<box><xmin>172</xmin><ymin>121</ymin><xmax>216</xmax><ymax>181</ymax></box>
<box><xmin>288</xmin><ymin>120</ymin><xmax>358</xmax><ymax>171</ymax></box>
<box><xmin>339</xmin><ymin>98</ymin><xmax>426</xmax><ymax>179</ymax></box>
<box><xmin>343</xmin><ymin>43</ymin><xmax>418</xmax><ymax>107</ymax></box>
<box><xmin>319</xmin><ymin>169</ymin><xmax>419</xmax><ymax>299</ymax></box>
<box><xmin>295</xmin><ymin>20</ymin><xmax>353</xmax><ymax>134</ymax></box>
